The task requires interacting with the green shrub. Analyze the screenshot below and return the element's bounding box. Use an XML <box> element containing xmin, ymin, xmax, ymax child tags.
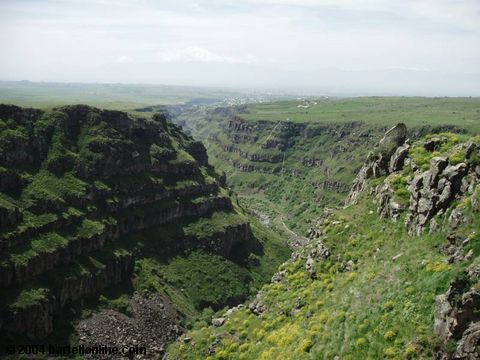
<box><xmin>449</xmin><ymin>150</ymin><xmax>465</xmax><ymax>165</ymax></box>
<box><xmin>150</xmin><ymin>143</ymin><xmax>175</xmax><ymax>162</ymax></box>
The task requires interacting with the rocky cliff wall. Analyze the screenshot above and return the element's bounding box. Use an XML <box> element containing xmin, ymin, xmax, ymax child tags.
<box><xmin>0</xmin><ymin>105</ymin><xmax>251</xmax><ymax>341</ymax></box>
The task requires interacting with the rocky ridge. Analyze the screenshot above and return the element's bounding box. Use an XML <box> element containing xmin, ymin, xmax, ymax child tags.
<box><xmin>347</xmin><ymin>124</ymin><xmax>479</xmax><ymax>235</ymax></box>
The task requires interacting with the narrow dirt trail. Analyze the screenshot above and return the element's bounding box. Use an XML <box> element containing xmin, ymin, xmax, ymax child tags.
<box><xmin>281</xmin><ymin>220</ymin><xmax>309</xmax><ymax>248</ymax></box>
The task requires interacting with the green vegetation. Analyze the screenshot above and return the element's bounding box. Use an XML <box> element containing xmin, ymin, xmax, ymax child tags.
<box><xmin>188</xmin><ymin>118</ymin><xmax>377</xmax><ymax>234</ymax></box>
<box><xmin>0</xmin><ymin>192</ymin><xmax>17</xmax><ymax>211</ymax></box>
<box><xmin>167</xmin><ymin>167</ymin><xmax>479</xmax><ymax>359</ymax></box>
<box><xmin>139</xmin><ymin>252</ymin><xmax>250</xmax><ymax>310</ymax></box>
<box><xmin>8</xmin><ymin>286</ymin><xmax>50</xmax><ymax>309</ymax></box>
<box><xmin>388</xmin><ymin>174</ymin><xmax>411</xmax><ymax>206</ymax></box>
<box><xmin>0</xmin><ymin>218</ymin><xmax>107</xmax><ymax>268</ymax></box>
<box><xmin>124</xmin><ymin>208</ymin><xmax>289</xmax><ymax>316</ymax></box>
<box><xmin>1</xmin><ymin>244</ymin><xmax>132</xmax><ymax>313</ymax></box>
<box><xmin>234</xmin><ymin>97</ymin><xmax>480</xmax><ymax>131</ymax></box>
<box><xmin>20</xmin><ymin>171</ymin><xmax>88</xmax><ymax>208</ymax></box>
<box><xmin>150</xmin><ymin>143</ymin><xmax>175</xmax><ymax>162</ymax></box>
<box><xmin>76</xmin><ymin>219</ymin><xmax>105</xmax><ymax>239</ymax></box>
<box><xmin>0</xmin><ymin>81</ymin><xmax>249</xmax><ymax>109</ymax></box>
<box><xmin>409</xmin><ymin>133</ymin><xmax>468</xmax><ymax>170</ymax></box>
<box><xmin>0</xmin><ymin>232</ymin><xmax>67</xmax><ymax>266</ymax></box>
<box><xmin>183</xmin><ymin>211</ymin><xmax>246</xmax><ymax>238</ymax></box>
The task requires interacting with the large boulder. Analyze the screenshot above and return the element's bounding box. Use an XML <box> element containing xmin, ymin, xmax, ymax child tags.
<box><xmin>378</xmin><ymin>123</ymin><xmax>407</xmax><ymax>157</ymax></box>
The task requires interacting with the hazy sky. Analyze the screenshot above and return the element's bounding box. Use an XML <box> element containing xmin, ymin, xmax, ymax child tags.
<box><xmin>1</xmin><ymin>0</ymin><xmax>479</xmax><ymax>95</ymax></box>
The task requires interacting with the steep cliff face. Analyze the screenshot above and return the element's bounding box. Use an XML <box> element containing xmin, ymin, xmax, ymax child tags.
<box><xmin>199</xmin><ymin>115</ymin><xmax>385</xmax><ymax>234</ymax></box>
<box><xmin>0</xmin><ymin>104</ymin><xmax>288</xmax><ymax>349</ymax></box>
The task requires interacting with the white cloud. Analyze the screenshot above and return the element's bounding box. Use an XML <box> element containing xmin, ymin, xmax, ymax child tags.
<box><xmin>386</xmin><ymin>66</ymin><xmax>432</xmax><ymax>72</ymax></box>
<box><xmin>115</xmin><ymin>55</ymin><xmax>134</xmax><ymax>63</ymax></box>
<box><xmin>154</xmin><ymin>46</ymin><xmax>253</xmax><ymax>64</ymax></box>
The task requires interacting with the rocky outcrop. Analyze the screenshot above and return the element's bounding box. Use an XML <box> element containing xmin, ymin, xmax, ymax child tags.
<box><xmin>347</xmin><ymin>124</ymin><xmax>480</xmax><ymax>236</ymax></box>
<box><xmin>317</xmin><ymin>179</ymin><xmax>350</xmax><ymax>193</ymax></box>
<box><xmin>209</xmin><ymin>115</ymin><xmax>388</xmax><ymax>215</ymax></box>
<box><xmin>227</xmin><ymin>119</ymin><xmax>373</xmax><ymax>151</ymax></box>
<box><xmin>0</xmin><ymin>104</ymin><xmax>42</xmax><ymax>124</ymax></box>
<box><xmin>174</xmin><ymin>221</ymin><xmax>251</xmax><ymax>258</ymax></box>
<box><xmin>152</xmin><ymin>161</ymin><xmax>200</xmax><ymax>176</ymax></box>
<box><xmin>435</xmin><ymin>265</ymin><xmax>480</xmax><ymax>359</ymax></box>
<box><xmin>389</xmin><ymin>143</ymin><xmax>410</xmax><ymax>172</ymax></box>
<box><xmin>0</xmin><ymin>105</ymin><xmax>44</xmax><ymax>167</ymax></box>
<box><xmin>375</xmin><ymin>180</ymin><xmax>405</xmax><ymax>220</ymax></box>
<box><xmin>304</xmin><ymin>240</ymin><xmax>331</xmax><ymax>279</ymax></box>
<box><xmin>405</xmin><ymin>158</ymin><xmax>471</xmax><ymax>235</ymax></box>
<box><xmin>248</xmin><ymin>291</ymin><xmax>266</xmax><ymax>315</ymax></box>
<box><xmin>212</xmin><ymin>317</ymin><xmax>226</xmax><ymax>326</ymax></box>
<box><xmin>404</xmin><ymin>140</ymin><xmax>479</xmax><ymax>235</ymax></box>
<box><xmin>455</xmin><ymin>323</ymin><xmax>480</xmax><ymax>359</ymax></box>
<box><xmin>378</xmin><ymin>123</ymin><xmax>408</xmax><ymax>156</ymax></box>
<box><xmin>424</xmin><ymin>136</ymin><xmax>448</xmax><ymax>152</ymax></box>
<box><xmin>222</xmin><ymin>144</ymin><xmax>284</xmax><ymax>163</ymax></box>
<box><xmin>0</xmin><ymin>203</ymin><xmax>246</xmax><ymax>340</ymax></box>
<box><xmin>0</xmin><ymin>181</ymin><xmax>220</xmax><ymax>252</ymax></box>
<box><xmin>346</xmin><ymin>123</ymin><xmax>407</xmax><ymax>205</ymax></box>
<box><xmin>227</xmin><ymin>120</ymin><xmax>301</xmax><ymax>151</ymax></box>
<box><xmin>186</xmin><ymin>141</ymin><xmax>209</xmax><ymax>166</ymax></box>
<box><xmin>0</xmin><ymin>168</ymin><xmax>22</xmax><ymax>194</ymax></box>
